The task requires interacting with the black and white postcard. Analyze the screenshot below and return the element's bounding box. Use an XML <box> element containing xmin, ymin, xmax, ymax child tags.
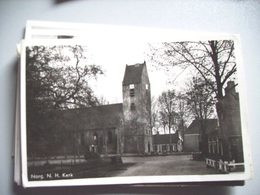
<box><xmin>19</xmin><ymin>22</ymin><xmax>252</xmax><ymax>187</ymax></box>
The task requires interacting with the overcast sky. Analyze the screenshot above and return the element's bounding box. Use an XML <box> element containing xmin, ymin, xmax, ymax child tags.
<box><xmin>85</xmin><ymin>40</ymin><xmax>193</xmax><ymax>104</ymax></box>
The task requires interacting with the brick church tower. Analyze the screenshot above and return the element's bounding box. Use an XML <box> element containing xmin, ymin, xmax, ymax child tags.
<box><xmin>122</xmin><ymin>61</ymin><xmax>153</xmax><ymax>154</ymax></box>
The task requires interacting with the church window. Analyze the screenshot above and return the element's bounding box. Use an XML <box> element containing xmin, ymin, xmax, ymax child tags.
<box><xmin>130</xmin><ymin>103</ymin><xmax>136</xmax><ymax>111</ymax></box>
<box><xmin>216</xmin><ymin>139</ymin><xmax>219</xmax><ymax>154</ymax></box>
<box><xmin>80</xmin><ymin>133</ymin><xmax>85</xmax><ymax>146</ymax></box>
<box><xmin>129</xmin><ymin>84</ymin><xmax>135</xmax><ymax>97</ymax></box>
<box><xmin>220</xmin><ymin>140</ymin><xmax>224</xmax><ymax>155</ymax></box>
<box><xmin>93</xmin><ymin>133</ymin><xmax>98</xmax><ymax>145</ymax></box>
<box><xmin>108</xmin><ymin>131</ymin><xmax>113</xmax><ymax>144</ymax></box>
<box><xmin>208</xmin><ymin>138</ymin><xmax>211</xmax><ymax>153</ymax></box>
<box><xmin>212</xmin><ymin>140</ymin><xmax>215</xmax><ymax>154</ymax></box>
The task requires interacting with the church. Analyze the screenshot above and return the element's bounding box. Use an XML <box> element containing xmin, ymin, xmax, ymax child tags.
<box><xmin>34</xmin><ymin>62</ymin><xmax>153</xmax><ymax>157</ymax></box>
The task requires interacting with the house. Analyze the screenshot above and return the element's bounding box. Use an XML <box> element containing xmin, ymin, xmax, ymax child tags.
<box><xmin>208</xmin><ymin>81</ymin><xmax>244</xmax><ymax>163</ymax></box>
<box><xmin>28</xmin><ymin>62</ymin><xmax>153</xmax><ymax>158</ymax></box>
<box><xmin>152</xmin><ymin>133</ymin><xmax>181</xmax><ymax>154</ymax></box>
<box><xmin>183</xmin><ymin>119</ymin><xmax>218</xmax><ymax>153</ymax></box>
<box><xmin>204</xmin><ymin>81</ymin><xmax>244</xmax><ymax>172</ymax></box>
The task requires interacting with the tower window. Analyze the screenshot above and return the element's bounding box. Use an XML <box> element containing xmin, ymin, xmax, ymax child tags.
<box><xmin>146</xmin><ymin>84</ymin><xmax>149</xmax><ymax>90</ymax></box>
<box><xmin>130</xmin><ymin>103</ymin><xmax>136</xmax><ymax>111</ymax></box>
<box><xmin>130</xmin><ymin>89</ymin><xmax>135</xmax><ymax>97</ymax></box>
<box><xmin>129</xmin><ymin>84</ymin><xmax>135</xmax><ymax>97</ymax></box>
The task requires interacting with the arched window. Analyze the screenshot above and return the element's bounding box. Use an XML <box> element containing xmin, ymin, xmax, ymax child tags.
<box><xmin>93</xmin><ymin>133</ymin><xmax>98</xmax><ymax>145</ymax></box>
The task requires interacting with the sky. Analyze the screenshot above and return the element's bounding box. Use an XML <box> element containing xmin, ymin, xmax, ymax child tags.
<box><xmin>84</xmin><ymin>40</ymin><xmax>192</xmax><ymax>104</ymax></box>
<box><xmin>30</xmin><ymin>40</ymin><xmax>239</xmax><ymax>132</ymax></box>
<box><xmin>26</xmin><ymin>24</ymin><xmax>240</xmax><ymax>105</ymax></box>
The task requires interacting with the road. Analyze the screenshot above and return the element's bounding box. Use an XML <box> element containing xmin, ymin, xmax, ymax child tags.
<box><xmin>28</xmin><ymin>154</ymin><xmax>221</xmax><ymax>179</ymax></box>
<box><xmin>115</xmin><ymin>154</ymin><xmax>219</xmax><ymax>176</ymax></box>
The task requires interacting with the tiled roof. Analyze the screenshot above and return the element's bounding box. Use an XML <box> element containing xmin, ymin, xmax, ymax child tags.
<box><xmin>186</xmin><ymin>119</ymin><xmax>218</xmax><ymax>135</ymax></box>
<box><xmin>122</xmin><ymin>62</ymin><xmax>145</xmax><ymax>85</ymax></box>
<box><xmin>153</xmin><ymin>134</ymin><xmax>179</xmax><ymax>145</ymax></box>
<box><xmin>45</xmin><ymin>103</ymin><xmax>123</xmax><ymax>131</ymax></box>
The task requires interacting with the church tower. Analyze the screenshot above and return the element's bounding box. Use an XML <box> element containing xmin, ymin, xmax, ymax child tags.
<box><xmin>122</xmin><ymin>61</ymin><xmax>153</xmax><ymax>154</ymax></box>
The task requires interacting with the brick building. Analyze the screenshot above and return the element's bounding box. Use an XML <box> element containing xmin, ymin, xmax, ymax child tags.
<box><xmin>152</xmin><ymin>133</ymin><xmax>180</xmax><ymax>154</ymax></box>
<box><xmin>29</xmin><ymin>62</ymin><xmax>153</xmax><ymax>158</ymax></box>
<box><xmin>122</xmin><ymin>62</ymin><xmax>153</xmax><ymax>154</ymax></box>
<box><xmin>184</xmin><ymin>119</ymin><xmax>218</xmax><ymax>153</ymax></box>
<box><xmin>208</xmin><ymin>81</ymin><xmax>244</xmax><ymax>162</ymax></box>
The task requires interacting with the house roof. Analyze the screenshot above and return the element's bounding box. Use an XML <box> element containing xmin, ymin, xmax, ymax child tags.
<box><xmin>122</xmin><ymin>62</ymin><xmax>145</xmax><ymax>85</ymax></box>
<box><xmin>153</xmin><ymin>134</ymin><xmax>179</xmax><ymax>145</ymax></box>
<box><xmin>186</xmin><ymin>119</ymin><xmax>218</xmax><ymax>135</ymax></box>
<box><xmin>45</xmin><ymin>103</ymin><xmax>123</xmax><ymax>131</ymax></box>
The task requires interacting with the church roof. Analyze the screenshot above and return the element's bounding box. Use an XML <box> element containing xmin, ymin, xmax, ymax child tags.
<box><xmin>153</xmin><ymin>134</ymin><xmax>179</xmax><ymax>144</ymax></box>
<box><xmin>186</xmin><ymin>119</ymin><xmax>218</xmax><ymax>135</ymax></box>
<box><xmin>45</xmin><ymin>103</ymin><xmax>123</xmax><ymax>131</ymax></box>
<box><xmin>122</xmin><ymin>62</ymin><xmax>146</xmax><ymax>85</ymax></box>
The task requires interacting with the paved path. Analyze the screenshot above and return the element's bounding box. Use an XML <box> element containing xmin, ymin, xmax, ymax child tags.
<box><xmin>116</xmin><ymin>154</ymin><xmax>219</xmax><ymax>176</ymax></box>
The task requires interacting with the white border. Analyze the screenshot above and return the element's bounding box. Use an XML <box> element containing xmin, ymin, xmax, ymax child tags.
<box><xmin>14</xmin><ymin>44</ymin><xmax>22</xmax><ymax>185</ymax></box>
<box><xmin>20</xmin><ymin>23</ymin><xmax>252</xmax><ymax>188</ymax></box>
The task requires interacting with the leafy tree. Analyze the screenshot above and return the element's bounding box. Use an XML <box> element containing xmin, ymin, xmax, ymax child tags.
<box><xmin>26</xmin><ymin>45</ymin><xmax>103</xmax><ymax>111</ymax></box>
<box><xmin>26</xmin><ymin>45</ymin><xmax>103</xmax><ymax>157</ymax></box>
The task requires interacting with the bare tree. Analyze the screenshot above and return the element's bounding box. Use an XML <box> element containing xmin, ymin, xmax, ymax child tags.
<box><xmin>150</xmin><ymin>40</ymin><xmax>237</xmax><ymax>152</ymax></box>
<box><xmin>97</xmin><ymin>96</ymin><xmax>109</xmax><ymax>105</ymax></box>
<box><xmin>157</xmin><ymin>90</ymin><xmax>178</xmax><ymax>134</ymax></box>
<box><xmin>175</xmin><ymin>92</ymin><xmax>189</xmax><ymax>140</ymax></box>
<box><xmin>185</xmin><ymin>76</ymin><xmax>216</xmax><ymax>120</ymax></box>
<box><xmin>184</xmin><ymin>76</ymin><xmax>216</xmax><ymax>155</ymax></box>
<box><xmin>159</xmin><ymin>111</ymin><xmax>168</xmax><ymax>134</ymax></box>
<box><xmin>150</xmin><ymin>96</ymin><xmax>160</xmax><ymax>134</ymax></box>
<box><xmin>150</xmin><ymin>40</ymin><xmax>236</xmax><ymax>100</ymax></box>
